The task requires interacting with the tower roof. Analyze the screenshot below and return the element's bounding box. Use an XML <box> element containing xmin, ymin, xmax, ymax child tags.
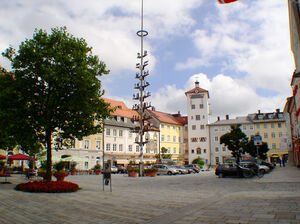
<box><xmin>185</xmin><ymin>81</ymin><xmax>209</xmax><ymax>97</ymax></box>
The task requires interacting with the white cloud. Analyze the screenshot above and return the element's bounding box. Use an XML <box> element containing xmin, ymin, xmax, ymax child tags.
<box><xmin>177</xmin><ymin>0</ymin><xmax>293</xmax><ymax>96</ymax></box>
<box><xmin>150</xmin><ymin>73</ymin><xmax>287</xmax><ymax>122</ymax></box>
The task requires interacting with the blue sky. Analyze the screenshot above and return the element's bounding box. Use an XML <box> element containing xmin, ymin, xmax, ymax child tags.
<box><xmin>0</xmin><ymin>0</ymin><xmax>294</xmax><ymax>122</ymax></box>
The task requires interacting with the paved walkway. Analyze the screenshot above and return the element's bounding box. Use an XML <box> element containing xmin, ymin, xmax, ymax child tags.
<box><xmin>0</xmin><ymin>166</ymin><xmax>299</xmax><ymax>224</ymax></box>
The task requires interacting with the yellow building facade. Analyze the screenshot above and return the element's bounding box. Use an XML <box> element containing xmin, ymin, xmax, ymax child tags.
<box><xmin>150</xmin><ymin>111</ymin><xmax>187</xmax><ymax>161</ymax></box>
<box><xmin>249</xmin><ymin>110</ymin><xmax>288</xmax><ymax>162</ymax></box>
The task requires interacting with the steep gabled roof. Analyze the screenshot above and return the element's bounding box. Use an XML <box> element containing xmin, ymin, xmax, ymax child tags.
<box><xmin>149</xmin><ymin>110</ymin><xmax>187</xmax><ymax>125</ymax></box>
<box><xmin>103</xmin><ymin>98</ymin><xmax>138</xmax><ymax>119</ymax></box>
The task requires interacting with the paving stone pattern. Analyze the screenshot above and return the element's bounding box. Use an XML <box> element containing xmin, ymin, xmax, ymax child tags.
<box><xmin>0</xmin><ymin>166</ymin><xmax>300</xmax><ymax>224</ymax></box>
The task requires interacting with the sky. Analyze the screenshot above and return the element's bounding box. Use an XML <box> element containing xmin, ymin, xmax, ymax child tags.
<box><xmin>0</xmin><ymin>0</ymin><xmax>295</xmax><ymax>122</ymax></box>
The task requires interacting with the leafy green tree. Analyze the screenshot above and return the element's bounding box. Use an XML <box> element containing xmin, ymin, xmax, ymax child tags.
<box><xmin>244</xmin><ymin>135</ymin><xmax>269</xmax><ymax>160</ymax></box>
<box><xmin>220</xmin><ymin>124</ymin><xmax>248</xmax><ymax>164</ymax></box>
<box><xmin>192</xmin><ymin>157</ymin><xmax>205</xmax><ymax>168</ymax></box>
<box><xmin>1</xmin><ymin>27</ymin><xmax>112</xmax><ymax>181</ymax></box>
<box><xmin>161</xmin><ymin>147</ymin><xmax>172</xmax><ymax>159</ymax></box>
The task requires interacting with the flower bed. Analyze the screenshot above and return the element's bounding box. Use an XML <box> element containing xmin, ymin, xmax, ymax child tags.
<box><xmin>15</xmin><ymin>181</ymin><xmax>80</xmax><ymax>193</ymax></box>
<box><xmin>0</xmin><ymin>173</ymin><xmax>11</xmax><ymax>177</ymax></box>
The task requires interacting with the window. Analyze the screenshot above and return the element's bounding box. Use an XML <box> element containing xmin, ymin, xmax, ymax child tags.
<box><xmin>215</xmin><ymin>157</ymin><xmax>220</xmax><ymax>164</ymax></box>
<box><xmin>278</xmin><ymin>123</ymin><xmax>282</xmax><ymax>128</ymax></box>
<box><xmin>191</xmin><ymin>149</ymin><xmax>195</xmax><ymax>154</ymax></box>
<box><xmin>264</xmin><ymin>133</ymin><xmax>268</xmax><ymax>139</ymax></box>
<box><xmin>106</xmin><ymin>128</ymin><xmax>110</xmax><ymax>136</ymax></box>
<box><xmin>136</xmin><ymin>145</ymin><xmax>139</xmax><ymax>152</ymax></box>
<box><xmin>243</xmin><ymin>125</ymin><xmax>246</xmax><ymax>130</ymax></box>
<box><xmin>113</xmin><ymin>129</ymin><xmax>117</xmax><ymax>136</ymax></box>
<box><xmin>199</xmin><ymin>104</ymin><xmax>204</xmax><ymax>109</ymax></box>
<box><xmin>119</xmin><ymin>130</ymin><xmax>123</xmax><ymax>137</ymax></box>
<box><xmin>84</xmin><ymin>140</ymin><xmax>89</xmax><ymax>149</ymax></box>
<box><xmin>271</xmin><ymin>132</ymin><xmax>276</xmax><ymax>138</ymax></box>
<box><xmin>128</xmin><ymin>145</ymin><xmax>132</xmax><ymax>152</ymax></box>
<box><xmin>191</xmin><ymin>116</ymin><xmax>193</xmax><ymax>120</ymax></box>
<box><xmin>173</xmin><ymin>136</ymin><xmax>176</xmax><ymax>142</ymax></box>
<box><xmin>279</xmin><ymin>132</ymin><xmax>283</xmax><ymax>137</ymax></box>
<box><xmin>161</xmin><ymin>135</ymin><xmax>165</xmax><ymax>142</ymax></box>
<box><xmin>197</xmin><ymin>148</ymin><xmax>201</xmax><ymax>154</ymax></box>
<box><xmin>222</xmin><ymin>146</ymin><xmax>226</xmax><ymax>152</ymax></box>
<box><xmin>178</xmin><ymin>127</ymin><xmax>181</xmax><ymax>131</ymax></box>
<box><xmin>215</xmin><ymin>147</ymin><xmax>219</xmax><ymax>152</ymax></box>
<box><xmin>161</xmin><ymin>124</ymin><xmax>164</xmax><ymax>128</ymax></box>
<box><xmin>167</xmin><ymin>125</ymin><xmax>170</xmax><ymax>130</ymax></box>
<box><xmin>250</xmin><ymin>125</ymin><xmax>254</xmax><ymax>130</ymax></box>
<box><xmin>264</xmin><ymin>124</ymin><xmax>268</xmax><ymax>129</ymax></box>
<box><xmin>256</xmin><ymin>124</ymin><xmax>260</xmax><ymax>129</ymax></box>
<box><xmin>167</xmin><ymin>135</ymin><xmax>171</xmax><ymax>142</ymax></box>
<box><xmin>192</xmin><ymin>125</ymin><xmax>196</xmax><ymax>130</ymax></box>
<box><xmin>191</xmin><ymin>104</ymin><xmax>195</xmax><ymax>109</ymax></box>
<box><xmin>202</xmin><ymin>115</ymin><xmax>205</xmax><ymax>119</ymax></box>
<box><xmin>271</xmin><ymin>123</ymin><xmax>275</xmax><ymax>128</ymax></box>
<box><xmin>106</xmin><ymin>143</ymin><xmax>110</xmax><ymax>151</ymax></box>
<box><xmin>203</xmin><ymin>149</ymin><xmax>207</xmax><ymax>153</ymax></box>
<box><xmin>113</xmin><ymin>144</ymin><xmax>117</xmax><ymax>151</ymax></box>
<box><xmin>272</xmin><ymin>143</ymin><xmax>276</xmax><ymax>149</ymax></box>
<box><xmin>214</xmin><ymin>136</ymin><xmax>219</xmax><ymax>142</ymax></box>
<box><xmin>179</xmin><ymin>137</ymin><xmax>181</xmax><ymax>143</ymax></box>
<box><xmin>173</xmin><ymin>147</ymin><xmax>177</xmax><ymax>154</ymax></box>
<box><xmin>196</xmin><ymin>115</ymin><xmax>201</xmax><ymax>120</ymax></box>
<box><xmin>214</xmin><ymin>128</ymin><xmax>218</xmax><ymax>132</ymax></box>
<box><xmin>168</xmin><ymin>147</ymin><xmax>171</xmax><ymax>153</ymax></box>
<box><xmin>200</xmin><ymin>125</ymin><xmax>205</xmax><ymax>130</ymax></box>
<box><xmin>119</xmin><ymin>144</ymin><xmax>123</xmax><ymax>151</ymax></box>
<box><xmin>84</xmin><ymin>162</ymin><xmax>88</xmax><ymax>169</ymax></box>
<box><xmin>129</xmin><ymin>132</ymin><xmax>132</xmax><ymax>138</ymax></box>
<box><xmin>173</xmin><ymin>126</ymin><xmax>176</xmax><ymax>130</ymax></box>
<box><xmin>96</xmin><ymin>141</ymin><xmax>101</xmax><ymax>150</ymax></box>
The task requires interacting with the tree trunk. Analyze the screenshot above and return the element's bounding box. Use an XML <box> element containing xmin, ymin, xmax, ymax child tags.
<box><xmin>45</xmin><ymin>129</ymin><xmax>52</xmax><ymax>182</ymax></box>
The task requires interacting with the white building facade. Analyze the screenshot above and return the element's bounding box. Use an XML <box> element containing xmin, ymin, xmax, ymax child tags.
<box><xmin>208</xmin><ymin>116</ymin><xmax>255</xmax><ymax>167</ymax></box>
<box><xmin>185</xmin><ymin>81</ymin><xmax>210</xmax><ymax>164</ymax></box>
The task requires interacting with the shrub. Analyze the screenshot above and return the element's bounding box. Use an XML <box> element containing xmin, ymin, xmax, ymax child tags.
<box><xmin>127</xmin><ymin>166</ymin><xmax>139</xmax><ymax>173</ymax></box>
<box><xmin>144</xmin><ymin>167</ymin><xmax>158</xmax><ymax>173</ymax></box>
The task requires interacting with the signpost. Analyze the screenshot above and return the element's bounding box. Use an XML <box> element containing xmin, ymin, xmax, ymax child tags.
<box><xmin>254</xmin><ymin>136</ymin><xmax>262</xmax><ymax>158</ymax></box>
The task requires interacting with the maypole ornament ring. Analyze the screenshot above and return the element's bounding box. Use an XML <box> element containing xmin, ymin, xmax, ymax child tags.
<box><xmin>137</xmin><ymin>30</ymin><xmax>148</xmax><ymax>37</ymax></box>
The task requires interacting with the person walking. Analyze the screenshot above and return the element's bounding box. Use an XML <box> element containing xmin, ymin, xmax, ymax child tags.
<box><xmin>278</xmin><ymin>157</ymin><xmax>282</xmax><ymax>167</ymax></box>
<box><xmin>282</xmin><ymin>157</ymin><xmax>285</xmax><ymax>167</ymax></box>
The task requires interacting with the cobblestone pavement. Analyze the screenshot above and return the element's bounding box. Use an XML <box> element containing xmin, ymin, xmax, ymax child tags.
<box><xmin>0</xmin><ymin>166</ymin><xmax>300</xmax><ymax>224</ymax></box>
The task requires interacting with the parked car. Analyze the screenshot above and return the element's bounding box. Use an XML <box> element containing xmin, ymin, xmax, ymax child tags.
<box><xmin>175</xmin><ymin>166</ymin><xmax>189</xmax><ymax>174</ymax></box>
<box><xmin>184</xmin><ymin>164</ymin><xmax>200</xmax><ymax>173</ymax></box>
<box><xmin>111</xmin><ymin>166</ymin><xmax>118</xmax><ymax>173</ymax></box>
<box><xmin>116</xmin><ymin>165</ymin><xmax>127</xmax><ymax>174</ymax></box>
<box><xmin>153</xmin><ymin>164</ymin><xmax>179</xmax><ymax>175</ymax></box>
<box><xmin>215</xmin><ymin>162</ymin><xmax>257</xmax><ymax>178</ymax></box>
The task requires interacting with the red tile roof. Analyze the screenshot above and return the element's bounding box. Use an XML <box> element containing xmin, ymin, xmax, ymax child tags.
<box><xmin>185</xmin><ymin>87</ymin><xmax>208</xmax><ymax>95</ymax></box>
<box><xmin>150</xmin><ymin>110</ymin><xmax>187</xmax><ymax>125</ymax></box>
<box><xmin>103</xmin><ymin>98</ymin><xmax>138</xmax><ymax>119</ymax></box>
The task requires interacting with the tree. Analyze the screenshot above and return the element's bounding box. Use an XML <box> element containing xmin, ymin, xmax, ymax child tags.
<box><xmin>192</xmin><ymin>157</ymin><xmax>205</xmax><ymax>168</ymax></box>
<box><xmin>220</xmin><ymin>124</ymin><xmax>248</xmax><ymax>164</ymax></box>
<box><xmin>1</xmin><ymin>27</ymin><xmax>112</xmax><ymax>181</ymax></box>
<box><xmin>244</xmin><ymin>135</ymin><xmax>269</xmax><ymax>160</ymax></box>
<box><xmin>160</xmin><ymin>147</ymin><xmax>172</xmax><ymax>159</ymax></box>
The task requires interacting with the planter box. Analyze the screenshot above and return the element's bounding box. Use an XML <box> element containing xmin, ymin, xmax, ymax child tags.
<box><xmin>128</xmin><ymin>172</ymin><xmax>138</xmax><ymax>177</ymax></box>
<box><xmin>145</xmin><ymin>172</ymin><xmax>157</xmax><ymax>177</ymax></box>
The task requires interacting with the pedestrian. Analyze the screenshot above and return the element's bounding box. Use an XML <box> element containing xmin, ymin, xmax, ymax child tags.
<box><xmin>278</xmin><ymin>157</ymin><xmax>282</xmax><ymax>167</ymax></box>
<box><xmin>282</xmin><ymin>157</ymin><xmax>285</xmax><ymax>167</ymax></box>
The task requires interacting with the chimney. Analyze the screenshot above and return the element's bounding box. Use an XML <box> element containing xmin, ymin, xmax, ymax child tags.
<box><xmin>217</xmin><ymin>116</ymin><xmax>220</xmax><ymax>121</ymax></box>
<box><xmin>195</xmin><ymin>81</ymin><xmax>199</xmax><ymax>88</ymax></box>
<box><xmin>258</xmin><ymin>110</ymin><xmax>261</xmax><ymax>114</ymax></box>
<box><xmin>276</xmin><ymin>108</ymin><xmax>280</xmax><ymax>113</ymax></box>
<box><xmin>225</xmin><ymin>115</ymin><xmax>229</xmax><ymax>120</ymax></box>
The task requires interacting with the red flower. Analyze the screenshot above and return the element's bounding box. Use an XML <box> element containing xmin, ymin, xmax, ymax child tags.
<box><xmin>15</xmin><ymin>181</ymin><xmax>79</xmax><ymax>193</ymax></box>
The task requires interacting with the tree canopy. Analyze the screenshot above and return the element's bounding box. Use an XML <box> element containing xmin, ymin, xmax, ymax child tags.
<box><xmin>0</xmin><ymin>27</ymin><xmax>112</xmax><ymax>181</ymax></box>
<box><xmin>244</xmin><ymin>135</ymin><xmax>269</xmax><ymax>160</ymax></box>
<box><xmin>220</xmin><ymin>124</ymin><xmax>248</xmax><ymax>164</ymax></box>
